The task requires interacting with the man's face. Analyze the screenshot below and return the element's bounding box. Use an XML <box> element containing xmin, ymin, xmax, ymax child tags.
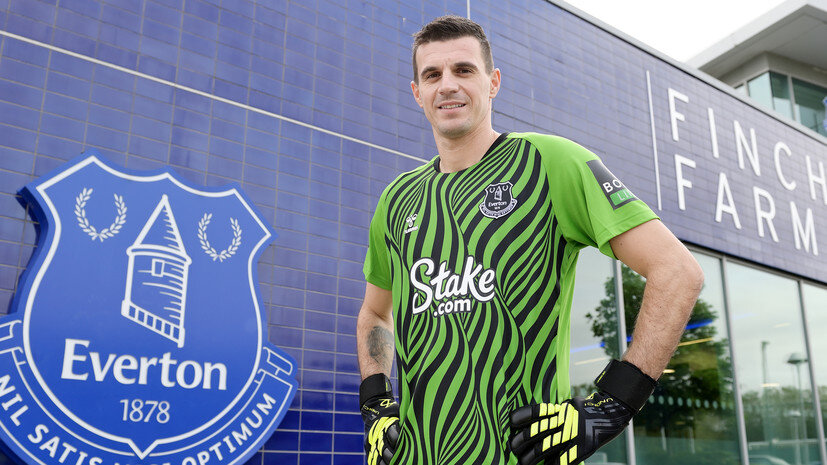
<box><xmin>411</xmin><ymin>36</ymin><xmax>500</xmax><ymax>141</ymax></box>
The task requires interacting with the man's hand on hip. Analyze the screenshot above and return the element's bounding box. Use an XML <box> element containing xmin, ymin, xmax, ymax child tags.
<box><xmin>509</xmin><ymin>360</ymin><xmax>656</xmax><ymax>465</ymax></box>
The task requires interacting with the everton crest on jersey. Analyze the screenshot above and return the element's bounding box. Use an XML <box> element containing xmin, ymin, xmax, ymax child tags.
<box><xmin>0</xmin><ymin>153</ymin><xmax>297</xmax><ymax>465</ymax></box>
<box><xmin>479</xmin><ymin>181</ymin><xmax>518</xmax><ymax>219</ymax></box>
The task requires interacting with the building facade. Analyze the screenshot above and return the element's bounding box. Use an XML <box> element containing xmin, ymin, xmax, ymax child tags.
<box><xmin>0</xmin><ymin>1</ymin><xmax>825</xmax><ymax>465</ymax></box>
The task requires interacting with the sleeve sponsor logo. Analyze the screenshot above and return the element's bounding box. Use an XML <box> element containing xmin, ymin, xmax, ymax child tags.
<box><xmin>586</xmin><ymin>159</ymin><xmax>638</xmax><ymax>210</ymax></box>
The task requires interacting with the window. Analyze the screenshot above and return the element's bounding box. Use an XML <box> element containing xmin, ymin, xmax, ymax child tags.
<box><xmin>747</xmin><ymin>72</ymin><xmax>793</xmax><ymax>119</ymax></box>
<box><xmin>630</xmin><ymin>253</ymin><xmax>741</xmax><ymax>465</ymax></box>
<box><xmin>792</xmin><ymin>78</ymin><xmax>827</xmax><ymax>137</ymax></box>
<box><xmin>801</xmin><ymin>283</ymin><xmax>827</xmax><ymax>451</ymax></box>
<box><xmin>744</xmin><ymin>71</ymin><xmax>827</xmax><ymax>136</ymax></box>
<box><xmin>569</xmin><ymin>247</ymin><xmax>628</xmax><ymax>464</ymax></box>
<box><xmin>151</xmin><ymin>258</ymin><xmax>165</xmax><ymax>277</ymax></box>
<box><xmin>727</xmin><ymin>262</ymin><xmax>820</xmax><ymax>465</ymax></box>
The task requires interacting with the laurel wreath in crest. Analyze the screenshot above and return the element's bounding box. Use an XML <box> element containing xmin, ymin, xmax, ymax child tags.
<box><xmin>197</xmin><ymin>213</ymin><xmax>242</xmax><ymax>262</ymax></box>
<box><xmin>74</xmin><ymin>188</ymin><xmax>127</xmax><ymax>242</ymax></box>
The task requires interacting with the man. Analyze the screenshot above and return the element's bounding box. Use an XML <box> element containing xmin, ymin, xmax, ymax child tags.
<box><xmin>356</xmin><ymin>15</ymin><xmax>703</xmax><ymax>465</ymax></box>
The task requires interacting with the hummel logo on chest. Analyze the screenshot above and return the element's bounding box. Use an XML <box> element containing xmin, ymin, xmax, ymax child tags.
<box><xmin>404</xmin><ymin>213</ymin><xmax>418</xmax><ymax>234</ymax></box>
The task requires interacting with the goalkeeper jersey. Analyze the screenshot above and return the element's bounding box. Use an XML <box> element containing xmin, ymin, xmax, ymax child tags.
<box><xmin>363</xmin><ymin>132</ymin><xmax>657</xmax><ymax>465</ymax></box>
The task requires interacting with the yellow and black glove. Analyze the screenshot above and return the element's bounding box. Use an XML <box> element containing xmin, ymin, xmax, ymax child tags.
<box><xmin>360</xmin><ymin>373</ymin><xmax>400</xmax><ymax>465</ymax></box>
<box><xmin>509</xmin><ymin>360</ymin><xmax>656</xmax><ymax>465</ymax></box>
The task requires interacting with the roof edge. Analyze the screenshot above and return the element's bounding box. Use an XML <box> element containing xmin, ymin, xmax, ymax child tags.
<box><xmin>545</xmin><ymin>0</ymin><xmax>827</xmax><ymax>145</ymax></box>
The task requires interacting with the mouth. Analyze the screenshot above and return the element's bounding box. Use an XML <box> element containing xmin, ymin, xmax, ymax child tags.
<box><xmin>438</xmin><ymin>103</ymin><xmax>466</xmax><ymax>109</ymax></box>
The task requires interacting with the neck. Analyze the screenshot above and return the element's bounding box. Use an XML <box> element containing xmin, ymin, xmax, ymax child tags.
<box><xmin>435</xmin><ymin>125</ymin><xmax>500</xmax><ymax>173</ymax></box>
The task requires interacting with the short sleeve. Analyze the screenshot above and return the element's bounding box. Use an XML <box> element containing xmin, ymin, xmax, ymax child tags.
<box><xmin>525</xmin><ymin>134</ymin><xmax>659</xmax><ymax>259</ymax></box>
<box><xmin>363</xmin><ymin>193</ymin><xmax>392</xmax><ymax>290</ymax></box>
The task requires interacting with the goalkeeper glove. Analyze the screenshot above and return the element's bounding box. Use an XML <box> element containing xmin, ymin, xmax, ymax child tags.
<box><xmin>360</xmin><ymin>373</ymin><xmax>400</xmax><ymax>465</ymax></box>
<box><xmin>509</xmin><ymin>359</ymin><xmax>657</xmax><ymax>465</ymax></box>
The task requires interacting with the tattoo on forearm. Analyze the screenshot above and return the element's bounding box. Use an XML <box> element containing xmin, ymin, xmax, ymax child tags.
<box><xmin>368</xmin><ymin>326</ymin><xmax>394</xmax><ymax>372</ymax></box>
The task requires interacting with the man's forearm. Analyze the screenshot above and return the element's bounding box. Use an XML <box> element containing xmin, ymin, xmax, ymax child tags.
<box><xmin>357</xmin><ymin>308</ymin><xmax>395</xmax><ymax>380</ymax></box>
<box><xmin>623</xmin><ymin>256</ymin><xmax>703</xmax><ymax>379</ymax></box>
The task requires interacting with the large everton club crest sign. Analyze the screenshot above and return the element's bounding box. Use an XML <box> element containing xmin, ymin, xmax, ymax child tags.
<box><xmin>0</xmin><ymin>153</ymin><xmax>297</xmax><ymax>465</ymax></box>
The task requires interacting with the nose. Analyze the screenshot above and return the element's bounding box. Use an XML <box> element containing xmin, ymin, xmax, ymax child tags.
<box><xmin>438</xmin><ymin>72</ymin><xmax>460</xmax><ymax>94</ymax></box>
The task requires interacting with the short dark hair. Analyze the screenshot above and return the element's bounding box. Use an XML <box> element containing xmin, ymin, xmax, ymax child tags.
<box><xmin>412</xmin><ymin>15</ymin><xmax>494</xmax><ymax>83</ymax></box>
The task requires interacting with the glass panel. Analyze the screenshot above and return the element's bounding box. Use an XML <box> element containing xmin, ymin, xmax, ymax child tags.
<box><xmin>770</xmin><ymin>72</ymin><xmax>793</xmax><ymax>119</ymax></box>
<box><xmin>570</xmin><ymin>247</ymin><xmax>627</xmax><ymax>464</ymax></box>
<box><xmin>627</xmin><ymin>253</ymin><xmax>741</xmax><ymax>465</ymax></box>
<box><xmin>728</xmin><ymin>262</ymin><xmax>819</xmax><ymax>465</ymax></box>
<box><xmin>747</xmin><ymin>72</ymin><xmax>794</xmax><ymax>119</ymax></box>
<box><xmin>792</xmin><ymin>78</ymin><xmax>827</xmax><ymax>137</ymax></box>
<box><xmin>802</xmin><ymin>283</ymin><xmax>827</xmax><ymax>457</ymax></box>
<box><xmin>748</xmin><ymin>73</ymin><xmax>774</xmax><ymax>110</ymax></box>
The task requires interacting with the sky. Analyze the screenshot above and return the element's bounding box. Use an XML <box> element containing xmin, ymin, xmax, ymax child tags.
<box><xmin>560</xmin><ymin>0</ymin><xmax>788</xmax><ymax>62</ymax></box>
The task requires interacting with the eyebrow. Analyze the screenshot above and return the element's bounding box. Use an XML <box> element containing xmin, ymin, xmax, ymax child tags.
<box><xmin>419</xmin><ymin>61</ymin><xmax>480</xmax><ymax>79</ymax></box>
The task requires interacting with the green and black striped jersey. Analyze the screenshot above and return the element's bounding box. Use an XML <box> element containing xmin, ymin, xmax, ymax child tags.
<box><xmin>363</xmin><ymin>132</ymin><xmax>657</xmax><ymax>464</ymax></box>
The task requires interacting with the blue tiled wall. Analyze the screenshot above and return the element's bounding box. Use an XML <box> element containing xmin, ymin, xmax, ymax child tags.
<box><xmin>0</xmin><ymin>0</ymin><xmax>825</xmax><ymax>464</ymax></box>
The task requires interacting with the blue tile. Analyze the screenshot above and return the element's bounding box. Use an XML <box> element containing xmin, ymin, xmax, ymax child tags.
<box><xmin>215</xmin><ymin>62</ymin><xmax>249</xmax><ymax>87</ymax></box>
<box><xmin>220</xmin><ymin>9</ymin><xmax>252</xmax><ymax>32</ymax></box>
<box><xmin>5</xmin><ymin>13</ymin><xmax>51</xmax><ymax>43</ymax></box>
<box><xmin>0</xmin><ymin>147</ymin><xmax>34</xmax><ymax>174</ymax></box>
<box><xmin>262</xmin><ymin>453</ymin><xmax>297</xmax><ymax>465</ymax></box>
<box><xmin>145</xmin><ymin>1</ymin><xmax>180</xmax><ymax>27</ymax></box>
<box><xmin>8</xmin><ymin>0</ymin><xmax>55</xmax><ymax>23</ymax></box>
<box><xmin>36</xmin><ymin>135</ymin><xmax>83</xmax><ymax>160</ymax></box>
<box><xmin>207</xmin><ymin>155</ymin><xmax>242</xmax><ymax>179</ymax></box>
<box><xmin>301</xmin><ymin>411</ymin><xmax>332</xmax><ymax>431</ymax></box>
<box><xmin>287</xmin><ymin>3</ymin><xmax>316</xmax><ymax>26</ymax></box>
<box><xmin>300</xmin><ymin>432</ymin><xmax>331</xmax><ymax>452</ymax></box>
<box><xmin>301</xmin><ymin>390</ymin><xmax>334</xmax><ymax>411</ymax></box>
<box><xmin>211</xmin><ymin>137</ymin><xmax>244</xmax><ymax>161</ymax></box>
<box><xmin>60</xmin><ymin>0</ymin><xmax>101</xmax><ymax>17</ymax></box>
<box><xmin>97</xmin><ymin>23</ymin><xmax>140</xmax><ymax>51</ymax></box>
<box><xmin>137</xmin><ymin>56</ymin><xmax>176</xmax><ymax>81</ymax></box>
<box><xmin>333</xmin><ymin>412</ymin><xmax>361</xmax><ymax>433</ymax></box>
<box><xmin>332</xmin><ymin>453</ymin><xmax>362</xmax><ymax>465</ymax></box>
<box><xmin>242</xmin><ymin>452</ymin><xmax>262</xmax><ymax>465</ymax></box>
<box><xmin>303</xmin><ymin>349</ymin><xmax>334</xmax><ymax>370</ymax></box>
<box><xmin>270</xmin><ymin>305</ymin><xmax>303</xmax><ymax>327</ymax></box>
<box><xmin>269</xmin><ymin>326</ymin><xmax>302</xmax><ymax>348</ymax></box>
<box><xmin>56</xmin><ymin>8</ymin><xmax>98</xmax><ymax>38</ymax></box>
<box><xmin>174</xmin><ymin>89</ymin><xmax>212</xmax><ymax>113</ymax></box>
<box><xmin>264</xmin><ymin>430</ymin><xmax>299</xmax><ymax>451</ymax></box>
<box><xmin>142</xmin><ymin>18</ymin><xmax>180</xmax><ymax>46</ymax></box>
<box><xmin>86</xmin><ymin>125</ymin><xmax>129</xmax><ymax>151</ymax></box>
<box><xmin>243</xmin><ymin>166</ymin><xmax>277</xmax><ymax>188</ymax></box>
<box><xmin>171</xmin><ymin>127</ymin><xmax>209</xmax><ymax>152</ymax></box>
<box><xmin>173</xmin><ymin>108</ymin><xmax>210</xmax><ymax>133</ymax></box>
<box><xmin>95</xmin><ymin>43</ymin><xmax>138</xmax><ymax>68</ymax></box>
<box><xmin>101</xmin><ymin>4</ymin><xmax>139</xmax><ymax>31</ymax></box>
<box><xmin>305</xmin><ymin>308</ymin><xmax>336</xmax><ymax>332</ymax></box>
<box><xmin>88</xmin><ymin>105</ymin><xmax>130</xmax><ymax>132</ymax></box>
<box><xmin>182</xmin><ymin>15</ymin><xmax>217</xmax><ymax>40</ymax></box>
<box><xmin>184</xmin><ymin>0</ymin><xmax>219</xmax><ymax>23</ymax></box>
<box><xmin>213</xmin><ymin>79</ymin><xmax>247</xmax><ymax>103</ymax></box>
<box><xmin>0</xmin><ymin>58</ymin><xmax>47</xmax><ymax>91</ymax></box>
<box><xmin>90</xmin><ymin>83</ymin><xmax>132</xmax><ymax>110</ymax></box>
<box><xmin>169</xmin><ymin>146</ymin><xmax>207</xmax><ymax>171</ymax></box>
<box><xmin>52</xmin><ymin>29</ymin><xmax>97</xmax><ymax>56</ymax></box>
<box><xmin>140</xmin><ymin>35</ymin><xmax>179</xmax><ymax>63</ymax></box>
<box><xmin>217</xmin><ymin>26</ymin><xmax>250</xmax><ymax>52</ymax></box>
<box><xmin>131</xmin><ymin>115</ymin><xmax>172</xmax><ymax>142</ymax></box>
<box><xmin>0</xmin><ymin>102</ymin><xmax>39</xmax><ymax>132</ymax></box>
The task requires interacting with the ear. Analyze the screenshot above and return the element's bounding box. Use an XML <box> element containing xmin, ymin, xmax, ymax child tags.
<box><xmin>411</xmin><ymin>81</ymin><xmax>423</xmax><ymax>108</ymax></box>
<box><xmin>489</xmin><ymin>68</ymin><xmax>501</xmax><ymax>99</ymax></box>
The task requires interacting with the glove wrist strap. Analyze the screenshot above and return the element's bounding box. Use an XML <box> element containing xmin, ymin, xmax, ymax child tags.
<box><xmin>360</xmin><ymin>373</ymin><xmax>393</xmax><ymax>407</ymax></box>
<box><xmin>594</xmin><ymin>359</ymin><xmax>657</xmax><ymax>411</ymax></box>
